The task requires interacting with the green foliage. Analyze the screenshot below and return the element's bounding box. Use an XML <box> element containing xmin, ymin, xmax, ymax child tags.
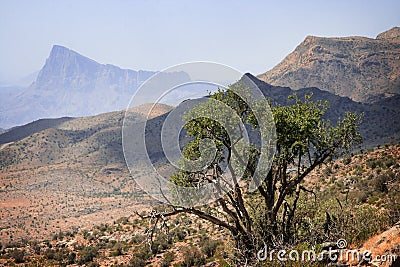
<box><xmin>150</xmin><ymin>233</ymin><xmax>173</xmax><ymax>255</ymax></box>
<box><xmin>131</xmin><ymin>246</ymin><xmax>151</xmax><ymax>266</ymax></box>
<box><xmin>77</xmin><ymin>246</ymin><xmax>98</xmax><ymax>264</ymax></box>
<box><xmin>199</xmin><ymin>236</ymin><xmax>222</xmax><ymax>258</ymax></box>
<box><xmin>181</xmin><ymin>246</ymin><xmax>205</xmax><ymax>267</ymax></box>
<box><xmin>366</xmin><ymin>156</ymin><xmax>396</xmax><ymax>170</ymax></box>
<box><xmin>110</xmin><ymin>242</ymin><xmax>126</xmax><ymax>256</ymax></box>
<box><xmin>167</xmin><ymin>83</ymin><xmax>363</xmax><ymax>263</ymax></box>
<box><xmin>274</xmin><ymin>94</ymin><xmax>327</xmax><ymax>158</ymax></box>
<box><xmin>160</xmin><ymin>251</ymin><xmax>175</xmax><ymax>267</ymax></box>
<box><xmin>170</xmin><ymin>227</ymin><xmax>187</xmax><ymax>241</ymax></box>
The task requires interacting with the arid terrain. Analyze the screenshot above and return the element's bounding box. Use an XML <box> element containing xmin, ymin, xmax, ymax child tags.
<box><xmin>258</xmin><ymin>27</ymin><xmax>400</xmax><ymax>103</ymax></box>
<box><xmin>0</xmin><ymin>103</ymin><xmax>173</xmax><ymax>245</ymax></box>
<box><xmin>1</xmin><ymin>26</ymin><xmax>399</xmax><ymax>267</ymax></box>
<box><xmin>0</xmin><ymin>144</ymin><xmax>398</xmax><ymax>266</ymax></box>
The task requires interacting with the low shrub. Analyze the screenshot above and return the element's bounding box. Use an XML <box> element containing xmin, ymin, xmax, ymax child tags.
<box><xmin>182</xmin><ymin>246</ymin><xmax>205</xmax><ymax>267</ymax></box>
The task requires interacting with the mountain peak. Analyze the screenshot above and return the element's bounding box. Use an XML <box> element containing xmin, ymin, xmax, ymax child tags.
<box><xmin>51</xmin><ymin>44</ymin><xmax>72</xmax><ymax>53</ymax></box>
<box><xmin>257</xmin><ymin>28</ymin><xmax>400</xmax><ymax>103</ymax></box>
<box><xmin>35</xmin><ymin>45</ymin><xmax>100</xmax><ymax>86</ymax></box>
<box><xmin>376</xmin><ymin>26</ymin><xmax>400</xmax><ymax>42</ymax></box>
<box><xmin>48</xmin><ymin>45</ymin><xmax>90</xmax><ymax>61</ymax></box>
<box><xmin>47</xmin><ymin>45</ymin><xmax>98</xmax><ymax>66</ymax></box>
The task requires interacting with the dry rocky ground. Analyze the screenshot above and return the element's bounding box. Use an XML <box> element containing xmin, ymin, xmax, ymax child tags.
<box><xmin>0</xmin><ymin>100</ymin><xmax>399</xmax><ymax>266</ymax></box>
<box><xmin>0</xmin><ymin>143</ymin><xmax>399</xmax><ymax>266</ymax></box>
<box><xmin>0</xmin><ymin>104</ymin><xmax>173</xmax><ymax>245</ymax></box>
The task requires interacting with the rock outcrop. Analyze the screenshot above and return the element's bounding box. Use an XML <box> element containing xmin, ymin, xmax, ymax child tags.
<box><xmin>258</xmin><ymin>27</ymin><xmax>400</xmax><ymax>103</ymax></box>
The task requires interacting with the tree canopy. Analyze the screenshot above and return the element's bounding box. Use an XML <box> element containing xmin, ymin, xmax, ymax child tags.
<box><xmin>154</xmin><ymin>82</ymin><xmax>362</xmax><ymax>263</ymax></box>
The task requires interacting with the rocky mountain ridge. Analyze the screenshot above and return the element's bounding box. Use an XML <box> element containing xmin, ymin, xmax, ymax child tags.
<box><xmin>258</xmin><ymin>27</ymin><xmax>400</xmax><ymax>103</ymax></box>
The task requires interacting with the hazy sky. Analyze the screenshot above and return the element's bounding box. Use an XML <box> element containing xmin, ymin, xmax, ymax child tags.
<box><xmin>1</xmin><ymin>0</ymin><xmax>399</xmax><ymax>82</ymax></box>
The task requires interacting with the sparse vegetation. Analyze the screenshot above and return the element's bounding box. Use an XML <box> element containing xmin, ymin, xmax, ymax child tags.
<box><xmin>0</xmin><ymin>144</ymin><xmax>398</xmax><ymax>266</ymax></box>
<box><xmin>10</xmin><ymin>248</ymin><xmax>25</xmax><ymax>263</ymax></box>
<box><xmin>77</xmin><ymin>246</ymin><xmax>98</xmax><ymax>264</ymax></box>
<box><xmin>0</xmin><ymin>75</ymin><xmax>399</xmax><ymax>266</ymax></box>
<box><xmin>181</xmin><ymin>246</ymin><xmax>205</xmax><ymax>267</ymax></box>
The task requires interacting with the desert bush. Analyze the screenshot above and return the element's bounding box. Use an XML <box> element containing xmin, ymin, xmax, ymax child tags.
<box><xmin>129</xmin><ymin>246</ymin><xmax>151</xmax><ymax>267</ymax></box>
<box><xmin>171</xmin><ymin>227</ymin><xmax>187</xmax><ymax>241</ymax></box>
<box><xmin>160</xmin><ymin>251</ymin><xmax>175</xmax><ymax>267</ymax></box>
<box><xmin>199</xmin><ymin>236</ymin><xmax>222</xmax><ymax>258</ymax></box>
<box><xmin>67</xmin><ymin>252</ymin><xmax>76</xmax><ymax>265</ymax></box>
<box><xmin>77</xmin><ymin>246</ymin><xmax>98</xmax><ymax>264</ymax></box>
<box><xmin>349</xmin><ymin>190</ymin><xmax>368</xmax><ymax>204</ymax></box>
<box><xmin>129</xmin><ymin>257</ymin><xmax>146</xmax><ymax>267</ymax></box>
<box><xmin>151</xmin><ymin>234</ymin><xmax>171</xmax><ymax>255</ymax></box>
<box><xmin>354</xmin><ymin>165</ymin><xmax>364</xmax><ymax>175</ymax></box>
<box><xmin>135</xmin><ymin>246</ymin><xmax>152</xmax><ymax>260</ymax></box>
<box><xmin>297</xmin><ymin>195</ymin><xmax>390</xmax><ymax>246</ymax></box>
<box><xmin>323</xmin><ymin>166</ymin><xmax>333</xmax><ymax>176</ymax></box>
<box><xmin>10</xmin><ymin>248</ymin><xmax>25</xmax><ymax>263</ymax></box>
<box><xmin>181</xmin><ymin>246</ymin><xmax>205</xmax><ymax>267</ymax></box>
<box><xmin>110</xmin><ymin>242</ymin><xmax>125</xmax><ymax>256</ymax></box>
<box><xmin>54</xmin><ymin>248</ymin><xmax>71</xmax><ymax>262</ymax></box>
<box><xmin>116</xmin><ymin>217</ymin><xmax>129</xmax><ymax>225</ymax></box>
<box><xmin>372</xmin><ymin>174</ymin><xmax>389</xmax><ymax>193</ymax></box>
<box><xmin>43</xmin><ymin>248</ymin><xmax>56</xmax><ymax>260</ymax></box>
<box><xmin>367</xmin><ymin>156</ymin><xmax>396</xmax><ymax>170</ymax></box>
<box><xmin>130</xmin><ymin>234</ymin><xmax>146</xmax><ymax>244</ymax></box>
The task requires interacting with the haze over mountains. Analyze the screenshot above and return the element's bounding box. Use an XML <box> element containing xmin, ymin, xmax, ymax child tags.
<box><xmin>0</xmin><ymin>28</ymin><xmax>399</xmax><ymax>147</ymax></box>
<box><xmin>258</xmin><ymin>27</ymin><xmax>400</xmax><ymax>103</ymax></box>
<box><xmin>1</xmin><ymin>28</ymin><xmax>399</xmax><ymax>130</ymax></box>
<box><xmin>0</xmin><ymin>45</ymin><xmax>187</xmax><ymax>129</ymax></box>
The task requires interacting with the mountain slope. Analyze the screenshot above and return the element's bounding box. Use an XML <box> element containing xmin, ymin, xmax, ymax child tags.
<box><xmin>0</xmin><ymin>103</ymin><xmax>173</xmax><ymax>243</ymax></box>
<box><xmin>0</xmin><ymin>117</ymin><xmax>74</xmax><ymax>144</ymax></box>
<box><xmin>258</xmin><ymin>27</ymin><xmax>400</xmax><ymax>103</ymax></box>
<box><xmin>244</xmin><ymin>74</ymin><xmax>400</xmax><ymax>147</ymax></box>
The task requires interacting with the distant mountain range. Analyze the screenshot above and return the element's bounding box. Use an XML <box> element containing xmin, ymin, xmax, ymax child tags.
<box><xmin>2</xmin><ymin>27</ymin><xmax>399</xmax><ymax>129</ymax></box>
<box><xmin>2</xmin><ymin>74</ymin><xmax>399</xmax><ymax>161</ymax></box>
<box><xmin>0</xmin><ymin>45</ymin><xmax>189</xmax><ymax>129</ymax></box>
<box><xmin>258</xmin><ymin>27</ymin><xmax>400</xmax><ymax>103</ymax></box>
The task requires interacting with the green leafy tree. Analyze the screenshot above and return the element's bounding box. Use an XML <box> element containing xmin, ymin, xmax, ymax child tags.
<box><xmin>152</xmin><ymin>82</ymin><xmax>362</xmax><ymax>262</ymax></box>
